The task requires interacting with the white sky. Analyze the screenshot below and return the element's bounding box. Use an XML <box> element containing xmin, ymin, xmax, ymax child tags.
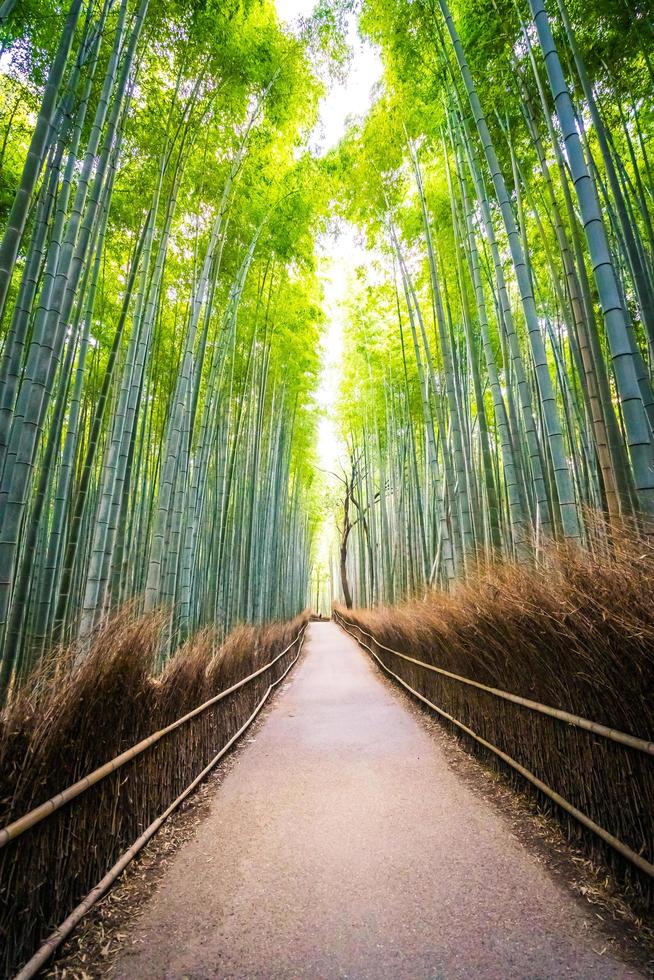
<box><xmin>276</xmin><ymin>0</ymin><xmax>382</xmax><ymax>155</ymax></box>
<box><xmin>276</xmin><ymin>0</ymin><xmax>382</xmax><ymax>595</ymax></box>
<box><xmin>276</xmin><ymin>0</ymin><xmax>382</xmax><ymax>472</ymax></box>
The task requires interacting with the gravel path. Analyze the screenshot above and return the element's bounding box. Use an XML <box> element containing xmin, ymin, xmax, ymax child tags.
<box><xmin>112</xmin><ymin>622</ymin><xmax>641</xmax><ymax>979</ymax></box>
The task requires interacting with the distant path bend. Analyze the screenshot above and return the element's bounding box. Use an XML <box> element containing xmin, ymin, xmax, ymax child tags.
<box><xmin>112</xmin><ymin>622</ymin><xmax>641</xmax><ymax>979</ymax></box>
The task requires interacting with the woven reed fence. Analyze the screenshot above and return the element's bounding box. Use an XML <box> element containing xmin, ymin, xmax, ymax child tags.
<box><xmin>335</xmin><ymin>608</ymin><xmax>654</xmax><ymax>911</ymax></box>
<box><xmin>0</xmin><ymin>610</ymin><xmax>308</xmax><ymax>978</ymax></box>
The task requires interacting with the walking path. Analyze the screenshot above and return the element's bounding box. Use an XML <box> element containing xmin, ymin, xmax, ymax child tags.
<box><xmin>112</xmin><ymin>622</ymin><xmax>641</xmax><ymax>979</ymax></box>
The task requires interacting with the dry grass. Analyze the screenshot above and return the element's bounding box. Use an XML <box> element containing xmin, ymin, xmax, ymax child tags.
<box><xmin>336</xmin><ymin>524</ymin><xmax>654</xmax><ymax>915</ymax></box>
<box><xmin>0</xmin><ymin>607</ymin><xmax>309</xmax><ymax>977</ymax></box>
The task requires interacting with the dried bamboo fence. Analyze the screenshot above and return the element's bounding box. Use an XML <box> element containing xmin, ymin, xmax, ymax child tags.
<box><xmin>0</xmin><ymin>613</ymin><xmax>308</xmax><ymax>978</ymax></box>
<box><xmin>334</xmin><ymin>610</ymin><xmax>654</xmax><ymax>908</ymax></box>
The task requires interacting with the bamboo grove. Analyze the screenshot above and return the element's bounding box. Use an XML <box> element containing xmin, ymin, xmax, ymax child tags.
<box><xmin>1</xmin><ymin>0</ymin><xmax>654</xmax><ymax>678</ymax></box>
<box><xmin>330</xmin><ymin>0</ymin><xmax>654</xmax><ymax>607</ymax></box>
<box><xmin>0</xmin><ymin>0</ymin><xmax>333</xmax><ymax>693</ymax></box>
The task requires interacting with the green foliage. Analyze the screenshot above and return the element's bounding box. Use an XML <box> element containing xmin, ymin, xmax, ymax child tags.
<box><xmin>0</xmin><ymin>0</ymin><xmax>341</xmax><ymax>687</ymax></box>
<box><xmin>324</xmin><ymin>0</ymin><xmax>654</xmax><ymax>604</ymax></box>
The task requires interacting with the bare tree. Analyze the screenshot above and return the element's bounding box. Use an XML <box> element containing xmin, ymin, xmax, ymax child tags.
<box><xmin>334</xmin><ymin>449</ymin><xmax>376</xmax><ymax>609</ymax></box>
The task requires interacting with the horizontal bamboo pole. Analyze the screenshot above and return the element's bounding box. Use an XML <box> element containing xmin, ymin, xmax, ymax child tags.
<box><xmin>334</xmin><ymin>614</ymin><xmax>654</xmax><ymax>756</ymax></box>
<box><xmin>12</xmin><ymin>631</ymin><xmax>305</xmax><ymax>980</ymax></box>
<box><xmin>336</xmin><ymin>615</ymin><xmax>654</xmax><ymax>880</ymax></box>
<box><xmin>0</xmin><ymin>626</ymin><xmax>307</xmax><ymax>849</ymax></box>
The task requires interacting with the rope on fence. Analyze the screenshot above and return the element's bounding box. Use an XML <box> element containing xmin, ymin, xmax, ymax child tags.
<box><xmin>334</xmin><ymin>615</ymin><xmax>654</xmax><ymax>756</ymax></box>
<box><xmin>334</xmin><ymin>612</ymin><xmax>654</xmax><ymax>880</ymax></box>
<box><xmin>1</xmin><ymin>626</ymin><xmax>307</xmax><ymax>849</ymax></box>
<box><xmin>12</xmin><ymin>629</ymin><xmax>306</xmax><ymax>980</ymax></box>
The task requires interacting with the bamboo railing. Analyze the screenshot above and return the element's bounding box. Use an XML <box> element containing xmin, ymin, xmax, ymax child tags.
<box><xmin>334</xmin><ymin>611</ymin><xmax>654</xmax><ymax>880</ymax></box>
<box><xmin>5</xmin><ymin>625</ymin><xmax>307</xmax><ymax>979</ymax></box>
<box><xmin>1</xmin><ymin>627</ymin><xmax>306</xmax><ymax>848</ymax></box>
<box><xmin>334</xmin><ymin>615</ymin><xmax>653</xmax><ymax>755</ymax></box>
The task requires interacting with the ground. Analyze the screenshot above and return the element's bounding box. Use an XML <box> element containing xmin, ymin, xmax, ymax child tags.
<box><xmin>50</xmin><ymin>622</ymin><xmax>652</xmax><ymax>979</ymax></box>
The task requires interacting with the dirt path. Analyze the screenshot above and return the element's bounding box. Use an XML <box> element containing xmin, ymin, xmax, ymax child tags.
<box><xmin>111</xmin><ymin>622</ymin><xmax>642</xmax><ymax>979</ymax></box>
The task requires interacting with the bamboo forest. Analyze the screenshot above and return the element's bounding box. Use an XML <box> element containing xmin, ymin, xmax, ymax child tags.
<box><xmin>1</xmin><ymin>0</ymin><xmax>654</xmax><ymax>976</ymax></box>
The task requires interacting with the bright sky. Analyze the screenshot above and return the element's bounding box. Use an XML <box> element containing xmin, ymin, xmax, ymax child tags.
<box><xmin>275</xmin><ymin>0</ymin><xmax>382</xmax><ymax>154</ymax></box>
<box><xmin>276</xmin><ymin>0</ymin><xmax>382</xmax><ymax>601</ymax></box>
<box><xmin>276</xmin><ymin>0</ymin><xmax>382</xmax><ymax>469</ymax></box>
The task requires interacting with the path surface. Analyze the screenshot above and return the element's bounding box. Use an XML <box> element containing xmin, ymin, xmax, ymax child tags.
<box><xmin>112</xmin><ymin>622</ymin><xmax>640</xmax><ymax>979</ymax></box>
